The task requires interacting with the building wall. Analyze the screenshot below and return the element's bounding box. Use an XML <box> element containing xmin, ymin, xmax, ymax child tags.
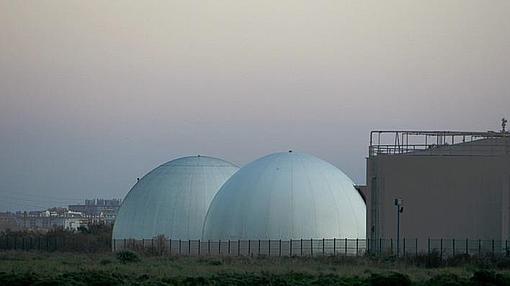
<box><xmin>367</xmin><ymin>154</ymin><xmax>510</xmax><ymax>250</ymax></box>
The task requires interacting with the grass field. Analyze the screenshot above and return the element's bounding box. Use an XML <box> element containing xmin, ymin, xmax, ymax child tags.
<box><xmin>1</xmin><ymin>251</ymin><xmax>510</xmax><ymax>285</ymax></box>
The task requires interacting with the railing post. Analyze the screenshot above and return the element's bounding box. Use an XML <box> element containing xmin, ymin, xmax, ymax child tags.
<box><xmin>198</xmin><ymin>240</ymin><xmax>201</xmax><ymax>256</ymax></box>
<box><xmin>188</xmin><ymin>240</ymin><xmax>191</xmax><ymax>255</ymax></box>
<box><xmin>179</xmin><ymin>240</ymin><xmax>181</xmax><ymax>255</ymax></box>
<box><xmin>208</xmin><ymin>240</ymin><xmax>210</xmax><ymax>255</ymax></box>
<box><xmin>290</xmin><ymin>239</ymin><xmax>292</xmax><ymax>256</ymax></box>
<box><xmin>258</xmin><ymin>240</ymin><xmax>260</xmax><ymax>256</ymax></box>
<box><xmin>300</xmin><ymin>239</ymin><xmax>303</xmax><ymax>256</ymax></box>
<box><xmin>310</xmin><ymin>239</ymin><xmax>313</xmax><ymax>256</ymax></box>
<box><xmin>248</xmin><ymin>240</ymin><xmax>251</xmax><ymax>256</ymax></box>
<box><xmin>279</xmin><ymin>239</ymin><xmax>282</xmax><ymax>257</ymax></box>
<box><xmin>219</xmin><ymin>239</ymin><xmax>221</xmax><ymax>255</ymax></box>
<box><xmin>268</xmin><ymin>240</ymin><xmax>271</xmax><ymax>256</ymax></box>
<box><xmin>238</xmin><ymin>239</ymin><xmax>240</xmax><ymax>256</ymax></box>
<box><xmin>169</xmin><ymin>239</ymin><xmax>172</xmax><ymax>255</ymax></box>
<box><xmin>345</xmin><ymin>238</ymin><xmax>348</xmax><ymax>256</ymax></box>
<box><xmin>333</xmin><ymin>238</ymin><xmax>336</xmax><ymax>255</ymax></box>
<box><xmin>356</xmin><ymin>238</ymin><xmax>359</xmax><ymax>256</ymax></box>
<box><xmin>322</xmin><ymin>238</ymin><xmax>325</xmax><ymax>255</ymax></box>
<box><xmin>228</xmin><ymin>240</ymin><xmax>231</xmax><ymax>255</ymax></box>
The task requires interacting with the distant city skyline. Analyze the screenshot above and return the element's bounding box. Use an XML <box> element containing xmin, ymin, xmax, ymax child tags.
<box><xmin>1</xmin><ymin>1</ymin><xmax>509</xmax><ymax>211</ymax></box>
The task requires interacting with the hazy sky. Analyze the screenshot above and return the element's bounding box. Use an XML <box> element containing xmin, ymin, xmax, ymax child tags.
<box><xmin>1</xmin><ymin>1</ymin><xmax>509</xmax><ymax>211</ymax></box>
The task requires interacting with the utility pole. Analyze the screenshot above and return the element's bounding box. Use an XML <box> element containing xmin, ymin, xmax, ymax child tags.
<box><xmin>394</xmin><ymin>198</ymin><xmax>404</xmax><ymax>257</ymax></box>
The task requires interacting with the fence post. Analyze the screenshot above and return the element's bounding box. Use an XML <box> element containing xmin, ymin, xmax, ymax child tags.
<box><xmin>123</xmin><ymin>238</ymin><xmax>126</xmax><ymax>250</ymax></box>
<box><xmin>300</xmin><ymin>239</ymin><xmax>303</xmax><ymax>256</ymax></box>
<box><xmin>268</xmin><ymin>240</ymin><xmax>271</xmax><ymax>256</ymax></box>
<box><xmin>415</xmin><ymin>238</ymin><xmax>418</xmax><ymax>257</ymax></box>
<box><xmin>492</xmin><ymin>240</ymin><xmax>495</xmax><ymax>256</ymax></box>
<box><xmin>322</xmin><ymin>238</ymin><xmax>325</xmax><ymax>255</ymax></box>
<box><xmin>258</xmin><ymin>240</ymin><xmax>260</xmax><ymax>256</ymax></box>
<box><xmin>345</xmin><ymin>238</ymin><xmax>348</xmax><ymax>256</ymax></box>
<box><xmin>478</xmin><ymin>239</ymin><xmax>481</xmax><ymax>256</ymax></box>
<box><xmin>390</xmin><ymin>238</ymin><xmax>393</xmax><ymax>255</ymax></box>
<box><xmin>219</xmin><ymin>240</ymin><xmax>221</xmax><ymax>255</ymax></box>
<box><xmin>169</xmin><ymin>239</ymin><xmax>172</xmax><ymax>255</ymax></box>
<box><xmin>178</xmin><ymin>240</ymin><xmax>181</xmax><ymax>255</ymax></box>
<box><xmin>208</xmin><ymin>240</ymin><xmax>210</xmax><ymax>255</ymax></box>
<box><xmin>466</xmin><ymin>238</ymin><xmax>468</xmax><ymax>255</ymax></box>
<box><xmin>248</xmin><ymin>240</ymin><xmax>251</xmax><ymax>256</ymax></box>
<box><xmin>379</xmin><ymin>238</ymin><xmax>382</xmax><ymax>255</ymax></box>
<box><xmin>279</xmin><ymin>240</ymin><xmax>282</xmax><ymax>257</ymax></box>
<box><xmin>238</xmin><ymin>240</ymin><xmax>241</xmax><ymax>256</ymax></box>
<box><xmin>228</xmin><ymin>240</ymin><xmax>231</xmax><ymax>255</ymax></box>
<box><xmin>333</xmin><ymin>238</ymin><xmax>336</xmax><ymax>255</ymax></box>
<box><xmin>427</xmin><ymin>238</ymin><xmax>430</xmax><ymax>256</ymax></box>
<box><xmin>452</xmin><ymin>239</ymin><xmax>455</xmax><ymax>256</ymax></box>
<box><xmin>198</xmin><ymin>240</ymin><xmax>201</xmax><ymax>256</ymax></box>
<box><xmin>403</xmin><ymin>238</ymin><xmax>406</xmax><ymax>257</ymax></box>
<box><xmin>290</xmin><ymin>239</ymin><xmax>292</xmax><ymax>256</ymax></box>
<box><xmin>440</xmin><ymin>239</ymin><xmax>443</xmax><ymax>258</ymax></box>
<box><xmin>188</xmin><ymin>240</ymin><xmax>191</xmax><ymax>255</ymax></box>
<box><xmin>506</xmin><ymin>240</ymin><xmax>508</xmax><ymax>257</ymax></box>
<box><xmin>311</xmin><ymin>239</ymin><xmax>313</xmax><ymax>256</ymax></box>
<box><xmin>356</xmin><ymin>239</ymin><xmax>359</xmax><ymax>256</ymax></box>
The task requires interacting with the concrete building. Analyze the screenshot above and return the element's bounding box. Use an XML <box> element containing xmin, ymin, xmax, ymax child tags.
<box><xmin>366</xmin><ymin>130</ymin><xmax>510</xmax><ymax>251</ymax></box>
<box><xmin>202</xmin><ymin>151</ymin><xmax>366</xmax><ymax>240</ymax></box>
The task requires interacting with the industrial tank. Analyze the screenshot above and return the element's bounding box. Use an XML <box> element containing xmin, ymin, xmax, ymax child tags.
<box><xmin>113</xmin><ymin>155</ymin><xmax>239</xmax><ymax>240</ymax></box>
<box><xmin>202</xmin><ymin>152</ymin><xmax>366</xmax><ymax>240</ymax></box>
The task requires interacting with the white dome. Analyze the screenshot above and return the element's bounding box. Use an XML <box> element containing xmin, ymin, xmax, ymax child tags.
<box><xmin>202</xmin><ymin>152</ymin><xmax>366</xmax><ymax>240</ymax></box>
<box><xmin>113</xmin><ymin>155</ymin><xmax>239</xmax><ymax>240</ymax></box>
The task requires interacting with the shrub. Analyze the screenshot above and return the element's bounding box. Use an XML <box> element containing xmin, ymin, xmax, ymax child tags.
<box><xmin>368</xmin><ymin>272</ymin><xmax>411</xmax><ymax>286</ymax></box>
<box><xmin>116</xmin><ymin>250</ymin><xmax>141</xmax><ymax>264</ymax></box>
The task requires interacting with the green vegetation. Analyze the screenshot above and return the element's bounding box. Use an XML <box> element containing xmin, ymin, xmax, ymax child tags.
<box><xmin>1</xmin><ymin>251</ymin><xmax>510</xmax><ymax>285</ymax></box>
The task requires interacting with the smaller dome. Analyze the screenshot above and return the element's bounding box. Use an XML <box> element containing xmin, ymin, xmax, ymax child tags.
<box><xmin>113</xmin><ymin>155</ymin><xmax>239</xmax><ymax>240</ymax></box>
<box><xmin>202</xmin><ymin>152</ymin><xmax>366</xmax><ymax>240</ymax></box>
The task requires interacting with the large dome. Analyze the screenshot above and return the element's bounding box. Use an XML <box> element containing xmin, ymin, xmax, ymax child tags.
<box><xmin>202</xmin><ymin>152</ymin><xmax>365</xmax><ymax>240</ymax></box>
<box><xmin>113</xmin><ymin>155</ymin><xmax>239</xmax><ymax>240</ymax></box>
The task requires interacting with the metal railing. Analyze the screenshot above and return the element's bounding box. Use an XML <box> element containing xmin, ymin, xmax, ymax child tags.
<box><xmin>369</xmin><ymin>130</ymin><xmax>510</xmax><ymax>157</ymax></box>
<box><xmin>111</xmin><ymin>238</ymin><xmax>510</xmax><ymax>257</ymax></box>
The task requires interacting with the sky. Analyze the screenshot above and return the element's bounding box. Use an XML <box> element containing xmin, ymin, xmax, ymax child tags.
<box><xmin>1</xmin><ymin>1</ymin><xmax>509</xmax><ymax>211</ymax></box>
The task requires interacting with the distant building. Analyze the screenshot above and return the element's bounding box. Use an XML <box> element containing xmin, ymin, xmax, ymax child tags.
<box><xmin>68</xmin><ymin>198</ymin><xmax>121</xmax><ymax>223</ymax></box>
